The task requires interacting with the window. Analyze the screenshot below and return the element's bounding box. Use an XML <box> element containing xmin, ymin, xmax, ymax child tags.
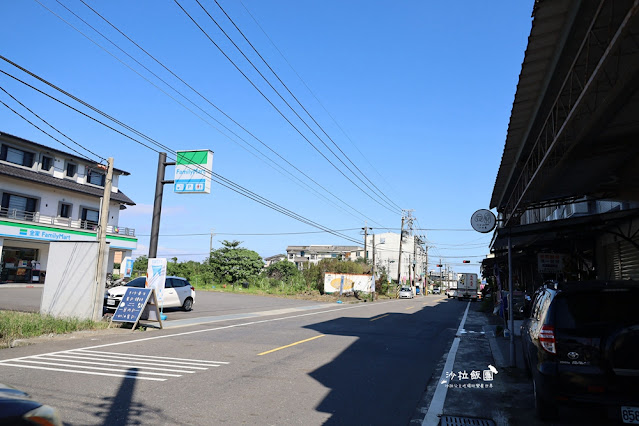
<box><xmin>41</xmin><ymin>156</ymin><xmax>52</xmax><ymax>171</ymax></box>
<box><xmin>87</xmin><ymin>169</ymin><xmax>106</xmax><ymax>186</ymax></box>
<box><xmin>171</xmin><ymin>278</ymin><xmax>186</xmax><ymax>288</ymax></box>
<box><xmin>59</xmin><ymin>203</ymin><xmax>72</xmax><ymax>218</ymax></box>
<box><xmin>1</xmin><ymin>193</ymin><xmax>37</xmax><ymax>219</ymax></box>
<box><xmin>0</xmin><ymin>145</ymin><xmax>34</xmax><ymax>167</ymax></box>
<box><xmin>81</xmin><ymin>208</ymin><xmax>99</xmax><ymax>225</ymax></box>
<box><xmin>66</xmin><ymin>162</ymin><xmax>77</xmax><ymax>178</ymax></box>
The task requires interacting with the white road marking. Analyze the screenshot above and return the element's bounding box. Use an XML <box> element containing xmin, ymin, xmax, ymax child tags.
<box><xmin>76</xmin><ymin>349</ymin><xmax>229</xmax><ymax>364</ymax></box>
<box><xmin>0</xmin><ymin>300</ymin><xmax>401</xmax><ymax>381</ymax></box>
<box><xmin>0</xmin><ymin>349</ymin><xmax>227</xmax><ymax>381</ymax></box>
<box><xmin>0</xmin><ymin>363</ymin><xmax>167</xmax><ymax>381</ymax></box>
<box><xmin>422</xmin><ymin>302</ymin><xmax>471</xmax><ymax>426</ymax></box>
<box><xmin>19</xmin><ymin>359</ymin><xmax>182</xmax><ymax>377</ymax></box>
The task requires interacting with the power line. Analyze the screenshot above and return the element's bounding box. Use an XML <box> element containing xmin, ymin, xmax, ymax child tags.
<box><xmin>211</xmin><ymin>0</ymin><xmax>402</xmax><ymax>213</ymax></box>
<box><xmin>0</xmin><ymin>57</ymin><xmax>364</xmax><ymax>245</ymax></box>
<box><xmin>237</xmin><ymin>0</ymin><xmax>404</xmax><ymax>209</ymax></box>
<box><xmin>136</xmin><ymin>228</ymin><xmax>362</xmax><ymax>237</ymax></box>
<box><xmin>40</xmin><ymin>0</ymin><xmax>387</xmax><ymax>228</ymax></box>
<box><xmin>173</xmin><ymin>0</ymin><xmax>400</xmax><ymax>215</ymax></box>
<box><xmin>0</xmin><ymin>86</ymin><xmax>104</xmax><ymax>163</ymax></box>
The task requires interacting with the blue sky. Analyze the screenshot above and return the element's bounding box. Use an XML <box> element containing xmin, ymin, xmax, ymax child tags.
<box><xmin>0</xmin><ymin>0</ymin><xmax>534</xmax><ymax>275</ymax></box>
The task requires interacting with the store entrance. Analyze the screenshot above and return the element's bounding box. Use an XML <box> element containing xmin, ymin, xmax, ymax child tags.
<box><xmin>0</xmin><ymin>247</ymin><xmax>40</xmax><ymax>283</ymax></box>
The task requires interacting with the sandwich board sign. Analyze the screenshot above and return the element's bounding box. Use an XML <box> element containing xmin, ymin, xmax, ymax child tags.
<box><xmin>110</xmin><ymin>287</ymin><xmax>163</xmax><ymax>330</ymax></box>
<box><xmin>174</xmin><ymin>150</ymin><xmax>214</xmax><ymax>194</ymax></box>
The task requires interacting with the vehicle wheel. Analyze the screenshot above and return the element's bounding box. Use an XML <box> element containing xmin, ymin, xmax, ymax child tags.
<box><xmin>533</xmin><ymin>378</ymin><xmax>557</xmax><ymax>420</ymax></box>
<box><xmin>182</xmin><ymin>297</ymin><xmax>193</xmax><ymax>311</ymax></box>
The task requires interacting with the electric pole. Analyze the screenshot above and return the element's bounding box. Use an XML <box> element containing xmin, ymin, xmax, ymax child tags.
<box><xmin>209</xmin><ymin>228</ymin><xmax>215</xmax><ymax>258</ymax></box>
<box><xmin>94</xmin><ymin>157</ymin><xmax>113</xmax><ymax>321</ymax></box>
<box><xmin>396</xmin><ymin>216</ymin><xmax>405</xmax><ymax>287</ymax></box>
<box><xmin>372</xmin><ymin>233</ymin><xmax>376</xmax><ymax>300</ymax></box>
<box><xmin>362</xmin><ymin>224</ymin><xmax>372</xmax><ymax>262</ymax></box>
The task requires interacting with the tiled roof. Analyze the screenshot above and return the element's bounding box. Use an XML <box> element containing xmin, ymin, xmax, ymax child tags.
<box><xmin>0</xmin><ymin>162</ymin><xmax>135</xmax><ymax>205</ymax></box>
<box><xmin>0</xmin><ymin>131</ymin><xmax>130</xmax><ymax>175</ymax></box>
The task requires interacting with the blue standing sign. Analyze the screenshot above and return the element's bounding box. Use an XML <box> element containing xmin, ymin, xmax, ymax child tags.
<box><xmin>110</xmin><ymin>287</ymin><xmax>163</xmax><ymax>329</ymax></box>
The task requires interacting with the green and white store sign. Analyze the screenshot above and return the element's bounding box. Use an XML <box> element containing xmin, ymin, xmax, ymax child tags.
<box><xmin>0</xmin><ymin>221</ymin><xmax>138</xmax><ymax>250</ymax></box>
<box><xmin>174</xmin><ymin>150</ymin><xmax>214</xmax><ymax>194</ymax></box>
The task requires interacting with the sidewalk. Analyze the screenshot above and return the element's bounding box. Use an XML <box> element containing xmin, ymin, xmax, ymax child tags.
<box><xmin>414</xmin><ymin>301</ymin><xmax>538</xmax><ymax>426</ymax></box>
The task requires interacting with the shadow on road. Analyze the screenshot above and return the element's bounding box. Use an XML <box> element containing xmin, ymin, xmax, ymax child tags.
<box><xmin>303</xmin><ymin>297</ymin><xmax>465</xmax><ymax>425</ymax></box>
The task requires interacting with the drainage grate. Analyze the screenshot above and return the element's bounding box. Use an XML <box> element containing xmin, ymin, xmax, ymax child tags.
<box><xmin>440</xmin><ymin>415</ymin><xmax>496</xmax><ymax>426</ymax></box>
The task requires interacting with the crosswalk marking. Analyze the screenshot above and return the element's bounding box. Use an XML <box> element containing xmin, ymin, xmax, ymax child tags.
<box><xmin>0</xmin><ymin>349</ymin><xmax>228</xmax><ymax>381</ymax></box>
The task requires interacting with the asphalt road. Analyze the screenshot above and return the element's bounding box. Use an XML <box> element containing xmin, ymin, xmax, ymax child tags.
<box><xmin>0</xmin><ymin>292</ymin><xmax>467</xmax><ymax>425</ymax></box>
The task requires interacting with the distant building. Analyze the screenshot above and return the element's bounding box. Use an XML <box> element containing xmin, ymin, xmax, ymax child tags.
<box><xmin>286</xmin><ymin>245</ymin><xmax>364</xmax><ymax>270</ymax></box>
<box><xmin>365</xmin><ymin>232</ymin><xmax>427</xmax><ymax>285</ymax></box>
<box><xmin>0</xmin><ymin>131</ymin><xmax>137</xmax><ymax>284</ymax></box>
<box><xmin>264</xmin><ymin>253</ymin><xmax>286</xmax><ymax>267</ymax></box>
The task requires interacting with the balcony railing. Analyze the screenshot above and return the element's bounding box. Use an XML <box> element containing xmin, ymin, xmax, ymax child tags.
<box><xmin>0</xmin><ymin>207</ymin><xmax>136</xmax><ymax>237</ymax></box>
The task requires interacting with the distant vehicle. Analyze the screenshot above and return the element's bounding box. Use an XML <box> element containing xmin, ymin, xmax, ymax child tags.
<box><xmin>521</xmin><ymin>281</ymin><xmax>639</xmax><ymax>422</ymax></box>
<box><xmin>398</xmin><ymin>287</ymin><xmax>414</xmax><ymax>299</ymax></box>
<box><xmin>0</xmin><ymin>383</ymin><xmax>62</xmax><ymax>425</ymax></box>
<box><xmin>457</xmin><ymin>273</ymin><xmax>478</xmax><ymax>301</ymax></box>
<box><xmin>105</xmin><ymin>276</ymin><xmax>195</xmax><ymax>311</ymax></box>
<box><xmin>432</xmin><ymin>287</ymin><xmax>441</xmax><ymax>295</ymax></box>
<box><xmin>446</xmin><ymin>288</ymin><xmax>457</xmax><ymax>298</ymax></box>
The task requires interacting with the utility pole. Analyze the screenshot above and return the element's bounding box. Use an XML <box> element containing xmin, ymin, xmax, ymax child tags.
<box><xmin>149</xmin><ymin>152</ymin><xmax>175</xmax><ymax>259</ymax></box>
<box><xmin>413</xmin><ymin>236</ymin><xmax>418</xmax><ymax>287</ymax></box>
<box><xmin>396</xmin><ymin>216</ymin><xmax>405</xmax><ymax>287</ymax></box>
<box><xmin>362</xmin><ymin>224</ymin><xmax>372</xmax><ymax>262</ymax></box>
<box><xmin>371</xmin><ymin>233</ymin><xmax>376</xmax><ymax>300</ymax></box>
<box><xmin>93</xmin><ymin>157</ymin><xmax>113</xmax><ymax>321</ymax></box>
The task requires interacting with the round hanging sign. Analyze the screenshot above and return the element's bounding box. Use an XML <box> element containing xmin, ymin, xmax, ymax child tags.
<box><xmin>470</xmin><ymin>209</ymin><xmax>497</xmax><ymax>233</ymax></box>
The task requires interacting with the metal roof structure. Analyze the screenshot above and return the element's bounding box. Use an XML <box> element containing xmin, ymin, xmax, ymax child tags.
<box><xmin>491</xmin><ymin>0</ymin><xmax>639</xmax><ymax>225</ymax></box>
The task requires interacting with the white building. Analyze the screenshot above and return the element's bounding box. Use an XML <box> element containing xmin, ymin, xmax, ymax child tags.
<box><xmin>0</xmin><ymin>132</ymin><xmax>137</xmax><ymax>284</ymax></box>
<box><xmin>365</xmin><ymin>232</ymin><xmax>427</xmax><ymax>285</ymax></box>
<box><xmin>286</xmin><ymin>245</ymin><xmax>364</xmax><ymax>270</ymax></box>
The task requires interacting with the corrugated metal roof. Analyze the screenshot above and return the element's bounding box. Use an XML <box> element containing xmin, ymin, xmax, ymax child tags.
<box><xmin>490</xmin><ymin>0</ymin><xmax>579</xmax><ymax>209</ymax></box>
<box><xmin>0</xmin><ymin>162</ymin><xmax>135</xmax><ymax>205</ymax></box>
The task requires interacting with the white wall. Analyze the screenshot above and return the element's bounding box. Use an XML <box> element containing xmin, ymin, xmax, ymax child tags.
<box><xmin>2</xmin><ymin>177</ymin><xmax>122</xmax><ymax>226</ymax></box>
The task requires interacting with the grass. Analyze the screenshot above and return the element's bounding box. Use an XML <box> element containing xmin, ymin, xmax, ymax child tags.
<box><xmin>0</xmin><ymin>310</ymin><xmax>110</xmax><ymax>349</ymax></box>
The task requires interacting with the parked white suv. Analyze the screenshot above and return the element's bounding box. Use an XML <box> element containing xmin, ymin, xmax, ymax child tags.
<box><xmin>105</xmin><ymin>276</ymin><xmax>195</xmax><ymax>311</ymax></box>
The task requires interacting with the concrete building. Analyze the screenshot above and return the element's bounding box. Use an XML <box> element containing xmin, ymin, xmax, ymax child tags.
<box><xmin>264</xmin><ymin>253</ymin><xmax>286</xmax><ymax>267</ymax></box>
<box><xmin>365</xmin><ymin>232</ymin><xmax>427</xmax><ymax>285</ymax></box>
<box><xmin>286</xmin><ymin>245</ymin><xmax>364</xmax><ymax>270</ymax></box>
<box><xmin>0</xmin><ymin>132</ymin><xmax>137</xmax><ymax>284</ymax></box>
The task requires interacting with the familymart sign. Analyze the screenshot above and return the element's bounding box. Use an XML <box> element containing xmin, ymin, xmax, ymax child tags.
<box><xmin>174</xmin><ymin>150</ymin><xmax>214</xmax><ymax>194</ymax></box>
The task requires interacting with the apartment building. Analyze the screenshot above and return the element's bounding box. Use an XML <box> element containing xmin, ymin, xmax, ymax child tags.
<box><xmin>0</xmin><ymin>132</ymin><xmax>137</xmax><ymax>283</ymax></box>
<box><xmin>286</xmin><ymin>245</ymin><xmax>364</xmax><ymax>270</ymax></box>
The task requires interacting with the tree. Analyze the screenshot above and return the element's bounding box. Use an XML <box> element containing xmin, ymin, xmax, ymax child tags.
<box><xmin>132</xmin><ymin>255</ymin><xmax>148</xmax><ymax>275</ymax></box>
<box><xmin>266</xmin><ymin>260</ymin><xmax>299</xmax><ymax>282</ymax></box>
<box><xmin>208</xmin><ymin>240</ymin><xmax>264</xmax><ymax>286</ymax></box>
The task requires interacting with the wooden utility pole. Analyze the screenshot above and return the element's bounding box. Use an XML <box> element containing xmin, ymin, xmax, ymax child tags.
<box><xmin>94</xmin><ymin>157</ymin><xmax>113</xmax><ymax>321</ymax></box>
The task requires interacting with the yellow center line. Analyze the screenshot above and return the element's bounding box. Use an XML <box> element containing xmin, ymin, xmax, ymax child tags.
<box><xmin>258</xmin><ymin>335</ymin><xmax>325</xmax><ymax>356</ymax></box>
<box><xmin>370</xmin><ymin>314</ymin><xmax>389</xmax><ymax>322</ymax></box>
<box><xmin>406</xmin><ymin>306</ymin><xmax>415</xmax><ymax>310</ymax></box>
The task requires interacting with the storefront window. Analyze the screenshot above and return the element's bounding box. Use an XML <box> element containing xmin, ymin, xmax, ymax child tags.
<box><xmin>0</xmin><ymin>247</ymin><xmax>40</xmax><ymax>283</ymax></box>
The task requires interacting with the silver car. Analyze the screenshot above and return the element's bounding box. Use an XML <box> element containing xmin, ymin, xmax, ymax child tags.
<box><xmin>398</xmin><ymin>287</ymin><xmax>414</xmax><ymax>299</ymax></box>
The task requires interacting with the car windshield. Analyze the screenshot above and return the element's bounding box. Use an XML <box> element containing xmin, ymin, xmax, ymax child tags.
<box><xmin>401</xmin><ymin>288</ymin><xmax>411</xmax><ymax>292</ymax></box>
<box><xmin>554</xmin><ymin>289</ymin><xmax>639</xmax><ymax>328</ymax></box>
<box><xmin>125</xmin><ymin>277</ymin><xmax>146</xmax><ymax>288</ymax></box>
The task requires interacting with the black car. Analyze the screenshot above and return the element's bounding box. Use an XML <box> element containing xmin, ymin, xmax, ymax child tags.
<box><xmin>521</xmin><ymin>281</ymin><xmax>639</xmax><ymax>422</ymax></box>
<box><xmin>0</xmin><ymin>383</ymin><xmax>62</xmax><ymax>425</ymax></box>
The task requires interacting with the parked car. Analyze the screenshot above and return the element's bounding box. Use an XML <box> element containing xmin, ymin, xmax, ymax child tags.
<box><xmin>432</xmin><ymin>287</ymin><xmax>441</xmax><ymax>295</ymax></box>
<box><xmin>398</xmin><ymin>287</ymin><xmax>414</xmax><ymax>299</ymax></box>
<box><xmin>520</xmin><ymin>280</ymin><xmax>639</xmax><ymax>422</ymax></box>
<box><xmin>105</xmin><ymin>276</ymin><xmax>195</xmax><ymax>311</ymax></box>
<box><xmin>0</xmin><ymin>383</ymin><xmax>62</xmax><ymax>425</ymax></box>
